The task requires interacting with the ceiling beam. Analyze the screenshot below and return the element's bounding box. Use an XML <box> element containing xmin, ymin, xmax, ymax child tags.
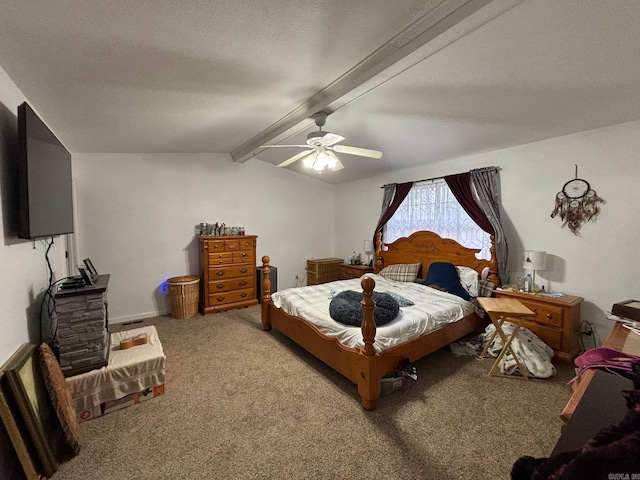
<box><xmin>231</xmin><ymin>0</ymin><xmax>502</xmax><ymax>163</ymax></box>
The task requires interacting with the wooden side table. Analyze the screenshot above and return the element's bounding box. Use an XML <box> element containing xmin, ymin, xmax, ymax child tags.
<box><xmin>341</xmin><ymin>263</ymin><xmax>374</xmax><ymax>280</ymax></box>
<box><xmin>477</xmin><ymin>297</ymin><xmax>536</xmax><ymax>380</ymax></box>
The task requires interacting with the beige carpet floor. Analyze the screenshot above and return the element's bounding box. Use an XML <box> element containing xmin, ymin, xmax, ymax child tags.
<box><xmin>54</xmin><ymin>306</ymin><xmax>574</xmax><ymax>480</ymax></box>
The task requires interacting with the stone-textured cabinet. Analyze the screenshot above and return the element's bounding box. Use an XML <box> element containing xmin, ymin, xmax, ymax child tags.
<box><xmin>54</xmin><ymin>274</ymin><xmax>109</xmax><ymax>377</ymax></box>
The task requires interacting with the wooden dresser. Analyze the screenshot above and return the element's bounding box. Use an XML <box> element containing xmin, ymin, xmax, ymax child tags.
<box><xmin>199</xmin><ymin>235</ymin><xmax>258</xmax><ymax>314</ymax></box>
<box><xmin>493</xmin><ymin>289</ymin><xmax>582</xmax><ymax>362</ymax></box>
<box><xmin>559</xmin><ymin>321</ymin><xmax>634</xmax><ymax>426</ymax></box>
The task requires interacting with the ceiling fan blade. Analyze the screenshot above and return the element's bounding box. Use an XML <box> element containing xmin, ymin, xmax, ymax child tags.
<box><xmin>277</xmin><ymin>149</ymin><xmax>313</xmax><ymax>167</ymax></box>
<box><xmin>332</xmin><ymin>144</ymin><xmax>383</xmax><ymax>159</ymax></box>
<box><xmin>260</xmin><ymin>144</ymin><xmax>308</xmax><ymax>148</ymax></box>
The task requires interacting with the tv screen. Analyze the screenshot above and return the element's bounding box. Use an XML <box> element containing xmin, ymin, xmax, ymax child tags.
<box><xmin>17</xmin><ymin>102</ymin><xmax>74</xmax><ymax>239</ymax></box>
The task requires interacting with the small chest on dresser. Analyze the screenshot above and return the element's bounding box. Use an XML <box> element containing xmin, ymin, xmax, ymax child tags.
<box><xmin>493</xmin><ymin>289</ymin><xmax>583</xmax><ymax>362</ymax></box>
<box><xmin>199</xmin><ymin>235</ymin><xmax>258</xmax><ymax>314</ymax></box>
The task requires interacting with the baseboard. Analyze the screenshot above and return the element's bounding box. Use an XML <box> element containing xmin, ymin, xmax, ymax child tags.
<box><xmin>110</xmin><ymin>309</ymin><xmax>170</xmax><ymax>325</ymax></box>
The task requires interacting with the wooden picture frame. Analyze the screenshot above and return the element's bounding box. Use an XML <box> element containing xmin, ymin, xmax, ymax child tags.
<box><xmin>0</xmin><ymin>371</ymin><xmax>41</xmax><ymax>480</ymax></box>
<box><xmin>2</xmin><ymin>343</ymin><xmax>63</xmax><ymax>478</ymax></box>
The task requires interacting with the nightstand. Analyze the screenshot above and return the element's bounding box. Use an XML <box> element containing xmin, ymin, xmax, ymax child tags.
<box><xmin>493</xmin><ymin>289</ymin><xmax>583</xmax><ymax>362</ymax></box>
<box><xmin>341</xmin><ymin>263</ymin><xmax>374</xmax><ymax>280</ymax></box>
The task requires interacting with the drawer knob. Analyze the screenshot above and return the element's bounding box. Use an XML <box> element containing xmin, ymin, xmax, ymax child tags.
<box><xmin>546</xmin><ymin>314</ymin><xmax>552</xmax><ymax>319</ymax></box>
<box><xmin>240</xmin><ymin>292</ymin><xmax>247</xmax><ymax>298</ymax></box>
<box><xmin>240</xmin><ymin>268</ymin><xmax>247</xmax><ymax>273</ymax></box>
<box><xmin>216</xmin><ymin>271</ymin><xmax>225</xmax><ymax>277</ymax></box>
<box><xmin>216</xmin><ymin>284</ymin><xmax>224</xmax><ymax>289</ymax></box>
<box><xmin>217</xmin><ymin>296</ymin><xmax>225</xmax><ymax>302</ymax></box>
<box><xmin>239</xmin><ymin>281</ymin><xmax>247</xmax><ymax>286</ymax></box>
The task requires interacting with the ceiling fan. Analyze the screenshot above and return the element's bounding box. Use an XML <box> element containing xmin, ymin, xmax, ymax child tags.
<box><xmin>260</xmin><ymin>112</ymin><xmax>383</xmax><ymax>172</ymax></box>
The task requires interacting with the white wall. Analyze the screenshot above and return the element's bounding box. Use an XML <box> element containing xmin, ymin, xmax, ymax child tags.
<box><xmin>71</xmin><ymin>153</ymin><xmax>335</xmax><ymax>322</ymax></box>
<box><xmin>0</xmin><ymin>68</ymin><xmax>68</xmax><ymax>364</ymax></box>
<box><xmin>335</xmin><ymin>120</ymin><xmax>640</xmax><ymax>344</ymax></box>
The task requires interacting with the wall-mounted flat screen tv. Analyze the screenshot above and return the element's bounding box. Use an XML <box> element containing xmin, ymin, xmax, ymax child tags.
<box><xmin>17</xmin><ymin>102</ymin><xmax>74</xmax><ymax>239</ymax></box>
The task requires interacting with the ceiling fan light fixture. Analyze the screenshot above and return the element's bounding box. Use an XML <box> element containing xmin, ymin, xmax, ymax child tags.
<box><xmin>301</xmin><ymin>149</ymin><xmax>340</xmax><ymax>172</ymax></box>
<box><xmin>302</xmin><ymin>153</ymin><xmax>315</xmax><ymax>169</ymax></box>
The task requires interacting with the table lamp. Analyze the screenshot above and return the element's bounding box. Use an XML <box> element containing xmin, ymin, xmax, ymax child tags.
<box><xmin>523</xmin><ymin>250</ymin><xmax>547</xmax><ymax>290</ymax></box>
<box><xmin>363</xmin><ymin>240</ymin><xmax>374</xmax><ymax>266</ymax></box>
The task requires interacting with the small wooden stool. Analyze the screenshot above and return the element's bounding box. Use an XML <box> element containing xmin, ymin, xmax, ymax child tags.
<box><xmin>477</xmin><ymin>297</ymin><xmax>536</xmax><ymax>380</ymax></box>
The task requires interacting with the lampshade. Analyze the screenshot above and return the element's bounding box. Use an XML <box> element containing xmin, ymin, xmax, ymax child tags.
<box><xmin>363</xmin><ymin>240</ymin><xmax>374</xmax><ymax>254</ymax></box>
<box><xmin>523</xmin><ymin>250</ymin><xmax>547</xmax><ymax>271</ymax></box>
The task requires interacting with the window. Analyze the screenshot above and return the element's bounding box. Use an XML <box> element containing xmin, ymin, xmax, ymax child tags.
<box><xmin>385</xmin><ymin>179</ymin><xmax>492</xmax><ymax>259</ymax></box>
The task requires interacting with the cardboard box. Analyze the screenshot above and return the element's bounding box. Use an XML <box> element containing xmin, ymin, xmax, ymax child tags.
<box><xmin>76</xmin><ymin>384</ymin><xmax>165</xmax><ymax>422</ymax></box>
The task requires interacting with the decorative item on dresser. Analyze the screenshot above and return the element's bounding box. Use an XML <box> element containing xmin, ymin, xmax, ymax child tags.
<box><xmin>306</xmin><ymin>258</ymin><xmax>343</xmax><ymax>285</ymax></box>
<box><xmin>199</xmin><ymin>235</ymin><xmax>258</xmax><ymax>314</ymax></box>
<box><xmin>493</xmin><ymin>289</ymin><xmax>583</xmax><ymax>362</ymax></box>
<box><xmin>341</xmin><ymin>263</ymin><xmax>374</xmax><ymax>280</ymax></box>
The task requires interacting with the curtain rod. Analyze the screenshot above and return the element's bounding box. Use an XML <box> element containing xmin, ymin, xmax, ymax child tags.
<box><xmin>380</xmin><ymin>166</ymin><xmax>500</xmax><ymax>189</ymax></box>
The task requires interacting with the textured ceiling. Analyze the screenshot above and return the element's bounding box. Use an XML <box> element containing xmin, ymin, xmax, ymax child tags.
<box><xmin>1</xmin><ymin>0</ymin><xmax>640</xmax><ymax>184</ymax></box>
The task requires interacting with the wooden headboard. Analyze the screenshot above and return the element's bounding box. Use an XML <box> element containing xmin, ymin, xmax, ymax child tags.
<box><xmin>373</xmin><ymin>231</ymin><xmax>500</xmax><ymax>286</ymax></box>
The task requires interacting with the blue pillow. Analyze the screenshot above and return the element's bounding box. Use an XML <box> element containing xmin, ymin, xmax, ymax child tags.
<box><xmin>421</xmin><ymin>262</ymin><xmax>471</xmax><ymax>301</ymax></box>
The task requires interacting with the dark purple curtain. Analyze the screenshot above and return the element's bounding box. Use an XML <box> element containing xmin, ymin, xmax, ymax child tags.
<box><xmin>373</xmin><ymin>181</ymin><xmax>414</xmax><ymax>242</ymax></box>
<box><xmin>444</xmin><ymin>172</ymin><xmax>494</xmax><ymax>234</ymax></box>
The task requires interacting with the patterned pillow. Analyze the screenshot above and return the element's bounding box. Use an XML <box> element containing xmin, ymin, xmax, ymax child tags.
<box><xmin>456</xmin><ymin>266</ymin><xmax>479</xmax><ymax>297</ymax></box>
<box><xmin>378</xmin><ymin>263</ymin><xmax>421</xmax><ymax>282</ymax></box>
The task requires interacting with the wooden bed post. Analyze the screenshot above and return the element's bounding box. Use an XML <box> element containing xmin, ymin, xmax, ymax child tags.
<box><xmin>358</xmin><ymin>275</ymin><xmax>381</xmax><ymax>410</ymax></box>
<box><xmin>261</xmin><ymin>256</ymin><xmax>272</xmax><ymax>331</ymax></box>
<box><xmin>373</xmin><ymin>231</ymin><xmax>384</xmax><ymax>273</ymax></box>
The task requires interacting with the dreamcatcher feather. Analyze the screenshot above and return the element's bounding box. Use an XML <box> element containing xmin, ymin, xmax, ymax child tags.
<box><xmin>551</xmin><ymin>186</ymin><xmax>604</xmax><ymax>235</ymax></box>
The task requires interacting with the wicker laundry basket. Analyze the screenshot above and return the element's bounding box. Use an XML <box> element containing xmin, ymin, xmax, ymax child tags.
<box><xmin>166</xmin><ymin>275</ymin><xmax>200</xmax><ymax>319</ymax></box>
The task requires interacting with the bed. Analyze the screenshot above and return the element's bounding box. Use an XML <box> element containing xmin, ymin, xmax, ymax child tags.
<box><xmin>260</xmin><ymin>230</ymin><xmax>500</xmax><ymax>410</ymax></box>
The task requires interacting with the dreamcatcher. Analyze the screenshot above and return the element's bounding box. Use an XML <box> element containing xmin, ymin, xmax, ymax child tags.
<box><xmin>550</xmin><ymin>166</ymin><xmax>604</xmax><ymax>235</ymax></box>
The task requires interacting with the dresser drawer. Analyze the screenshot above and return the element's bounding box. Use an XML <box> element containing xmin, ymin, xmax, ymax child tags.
<box><xmin>518</xmin><ymin>300</ymin><xmax>564</xmax><ymax>328</ymax></box>
<box><xmin>208</xmin><ymin>252</ymin><xmax>234</xmax><ymax>264</ymax></box>
<box><xmin>232</xmin><ymin>251</ymin><xmax>255</xmax><ymax>264</ymax></box>
<box><xmin>208</xmin><ymin>288</ymin><xmax>255</xmax><ymax>306</ymax></box>
<box><xmin>238</xmin><ymin>237</ymin><xmax>256</xmax><ymax>250</ymax></box>
<box><xmin>522</xmin><ymin>320</ymin><xmax>563</xmax><ymax>351</ymax></box>
<box><xmin>209</xmin><ymin>277</ymin><xmax>252</xmax><ymax>293</ymax></box>
<box><xmin>205</xmin><ymin>239</ymin><xmax>251</xmax><ymax>252</ymax></box>
<box><xmin>208</xmin><ymin>265</ymin><xmax>254</xmax><ymax>279</ymax></box>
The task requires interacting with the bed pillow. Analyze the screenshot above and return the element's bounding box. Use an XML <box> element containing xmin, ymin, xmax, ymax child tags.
<box><xmin>421</xmin><ymin>262</ymin><xmax>470</xmax><ymax>301</ymax></box>
<box><xmin>329</xmin><ymin>290</ymin><xmax>400</xmax><ymax>327</ymax></box>
<box><xmin>378</xmin><ymin>263</ymin><xmax>420</xmax><ymax>282</ymax></box>
<box><xmin>456</xmin><ymin>266</ymin><xmax>479</xmax><ymax>298</ymax></box>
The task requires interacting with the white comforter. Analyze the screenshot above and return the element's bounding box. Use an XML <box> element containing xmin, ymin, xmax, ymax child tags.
<box><xmin>271</xmin><ymin>273</ymin><xmax>475</xmax><ymax>353</ymax></box>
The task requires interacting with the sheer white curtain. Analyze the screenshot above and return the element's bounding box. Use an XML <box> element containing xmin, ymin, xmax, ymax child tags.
<box><xmin>385</xmin><ymin>179</ymin><xmax>492</xmax><ymax>259</ymax></box>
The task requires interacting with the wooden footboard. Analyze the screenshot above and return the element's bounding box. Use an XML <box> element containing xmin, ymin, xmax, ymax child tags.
<box><xmin>259</xmin><ymin>256</ymin><xmax>488</xmax><ymax>411</ymax></box>
<box><xmin>260</xmin><ymin>256</ymin><xmax>381</xmax><ymax>409</ymax></box>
